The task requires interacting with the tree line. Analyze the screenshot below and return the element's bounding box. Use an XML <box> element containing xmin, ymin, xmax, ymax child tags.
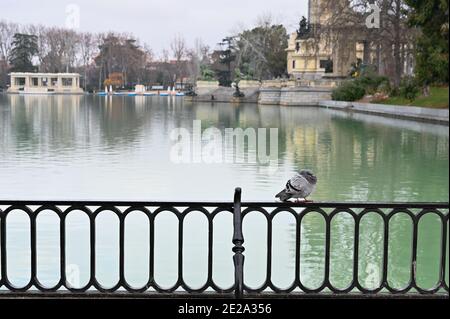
<box><xmin>316</xmin><ymin>0</ymin><xmax>448</xmax><ymax>89</ymax></box>
<box><xmin>0</xmin><ymin>21</ymin><xmax>189</xmax><ymax>91</ymax></box>
<box><xmin>0</xmin><ymin>17</ymin><xmax>289</xmax><ymax>91</ymax></box>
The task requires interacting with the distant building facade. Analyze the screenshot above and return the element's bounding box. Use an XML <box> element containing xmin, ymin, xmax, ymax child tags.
<box><xmin>287</xmin><ymin>0</ymin><xmax>360</xmax><ymax>79</ymax></box>
<box><xmin>8</xmin><ymin>73</ymin><xmax>83</xmax><ymax>94</ymax></box>
<box><xmin>287</xmin><ymin>0</ymin><xmax>415</xmax><ymax>80</ymax></box>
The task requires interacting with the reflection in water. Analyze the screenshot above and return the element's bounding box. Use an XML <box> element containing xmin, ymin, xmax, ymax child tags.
<box><xmin>1</xmin><ymin>94</ymin><xmax>448</xmax><ymax>202</ymax></box>
<box><xmin>0</xmin><ymin>95</ymin><xmax>448</xmax><ymax>290</ymax></box>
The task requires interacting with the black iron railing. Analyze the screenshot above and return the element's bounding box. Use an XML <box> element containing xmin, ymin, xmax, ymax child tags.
<box><xmin>0</xmin><ymin>188</ymin><xmax>448</xmax><ymax>299</ymax></box>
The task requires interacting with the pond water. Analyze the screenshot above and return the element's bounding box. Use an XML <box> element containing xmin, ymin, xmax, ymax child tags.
<box><xmin>0</xmin><ymin>94</ymin><xmax>448</xmax><ymax>292</ymax></box>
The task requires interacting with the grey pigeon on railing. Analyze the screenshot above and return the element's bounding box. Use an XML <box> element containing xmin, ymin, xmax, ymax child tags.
<box><xmin>276</xmin><ymin>170</ymin><xmax>317</xmax><ymax>202</ymax></box>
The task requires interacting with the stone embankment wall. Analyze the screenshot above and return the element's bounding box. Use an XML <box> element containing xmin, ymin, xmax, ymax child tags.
<box><xmin>188</xmin><ymin>80</ymin><xmax>448</xmax><ymax>124</ymax></box>
<box><xmin>187</xmin><ymin>81</ymin><xmax>260</xmax><ymax>103</ymax></box>
<box><xmin>320</xmin><ymin>101</ymin><xmax>449</xmax><ymax>124</ymax></box>
<box><xmin>258</xmin><ymin>87</ymin><xmax>333</xmax><ymax>106</ymax></box>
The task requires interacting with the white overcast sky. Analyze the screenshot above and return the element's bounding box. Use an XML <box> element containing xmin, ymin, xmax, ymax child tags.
<box><xmin>1</xmin><ymin>0</ymin><xmax>308</xmax><ymax>57</ymax></box>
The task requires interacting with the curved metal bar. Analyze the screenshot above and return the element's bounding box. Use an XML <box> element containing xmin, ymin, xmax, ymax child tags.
<box><xmin>91</xmin><ymin>206</ymin><xmax>123</xmax><ymax>293</ymax></box>
<box><xmin>178</xmin><ymin>206</ymin><xmax>212</xmax><ymax>293</ymax></box>
<box><xmin>297</xmin><ymin>208</ymin><xmax>329</xmax><ymax>294</ymax></box>
<box><xmin>61</xmin><ymin>205</ymin><xmax>94</xmax><ymax>293</ymax></box>
<box><xmin>209</xmin><ymin>207</ymin><xmax>235</xmax><ymax>293</ymax></box>
<box><xmin>413</xmin><ymin>208</ymin><xmax>447</xmax><ymax>294</ymax></box>
<box><xmin>0</xmin><ymin>208</ymin><xmax>3</xmax><ymax>290</ymax></box>
<box><xmin>325</xmin><ymin>208</ymin><xmax>360</xmax><ymax>294</ymax></box>
<box><xmin>1</xmin><ymin>205</ymin><xmax>34</xmax><ymax>292</ymax></box>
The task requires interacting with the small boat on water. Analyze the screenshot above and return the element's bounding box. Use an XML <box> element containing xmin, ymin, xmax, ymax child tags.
<box><xmin>175</xmin><ymin>92</ymin><xmax>185</xmax><ymax>97</ymax></box>
<box><xmin>97</xmin><ymin>86</ymin><xmax>109</xmax><ymax>96</ymax></box>
<box><xmin>159</xmin><ymin>92</ymin><xmax>169</xmax><ymax>96</ymax></box>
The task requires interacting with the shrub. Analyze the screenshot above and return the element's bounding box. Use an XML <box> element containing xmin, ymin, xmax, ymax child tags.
<box><xmin>354</xmin><ymin>71</ymin><xmax>390</xmax><ymax>95</ymax></box>
<box><xmin>332</xmin><ymin>81</ymin><xmax>366</xmax><ymax>101</ymax></box>
<box><xmin>398</xmin><ymin>77</ymin><xmax>420</xmax><ymax>101</ymax></box>
<box><xmin>377</xmin><ymin>80</ymin><xmax>392</xmax><ymax>95</ymax></box>
<box><xmin>199</xmin><ymin>65</ymin><xmax>216</xmax><ymax>81</ymax></box>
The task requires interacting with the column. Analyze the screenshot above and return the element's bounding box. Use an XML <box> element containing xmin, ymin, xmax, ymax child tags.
<box><xmin>10</xmin><ymin>75</ymin><xmax>16</xmax><ymax>89</ymax></box>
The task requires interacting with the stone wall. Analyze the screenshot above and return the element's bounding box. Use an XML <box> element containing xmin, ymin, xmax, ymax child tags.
<box><xmin>280</xmin><ymin>87</ymin><xmax>332</xmax><ymax>106</ymax></box>
<box><xmin>189</xmin><ymin>85</ymin><xmax>259</xmax><ymax>103</ymax></box>
<box><xmin>319</xmin><ymin>100</ymin><xmax>449</xmax><ymax>124</ymax></box>
<box><xmin>238</xmin><ymin>80</ymin><xmax>261</xmax><ymax>89</ymax></box>
<box><xmin>259</xmin><ymin>87</ymin><xmax>332</xmax><ymax>106</ymax></box>
<box><xmin>195</xmin><ymin>81</ymin><xmax>220</xmax><ymax>96</ymax></box>
<box><xmin>260</xmin><ymin>80</ymin><xmax>296</xmax><ymax>88</ymax></box>
<box><xmin>258</xmin><ymin>88</ymin><xmax>282</xmax><ymax>105</ymax></box>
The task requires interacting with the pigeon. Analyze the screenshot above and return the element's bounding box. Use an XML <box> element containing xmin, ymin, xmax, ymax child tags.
<box><xmin>276</xmin><ymin>170</ymin><xmax>318</xmax><ymax>202</ymax></box>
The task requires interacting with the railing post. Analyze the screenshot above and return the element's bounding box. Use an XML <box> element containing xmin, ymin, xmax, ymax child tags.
<box><xmin>232</xmin><ymin>187</ymin><xmax>245</xmax><ymax>299</ymax></box>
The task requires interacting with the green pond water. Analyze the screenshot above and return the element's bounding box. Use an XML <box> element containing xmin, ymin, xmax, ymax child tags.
<box><xmin>0</xmin><ymin>94</ymin><xmax>448</xmax><ymax>292</ymax></box>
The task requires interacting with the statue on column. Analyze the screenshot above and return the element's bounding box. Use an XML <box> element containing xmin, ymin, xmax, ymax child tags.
<box><xmin>296</xmin><ymin>16</ymin><xmax>311</xmax><ymax>39</ymax></box>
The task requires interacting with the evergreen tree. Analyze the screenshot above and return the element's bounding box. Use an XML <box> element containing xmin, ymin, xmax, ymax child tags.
<box><xmin>9</xmin><ymin>33</ymin><xmax>38</xmax><ymax>72</ymax></box>
<box><xmin>216</xmin><ymin>37</ymin><xmax>236</xmax><ymax>87</ymax></box>
<box><xmin>404</xmin><ymin>0</ymin><xmax>449</xmax><ymax>86</ymax></box>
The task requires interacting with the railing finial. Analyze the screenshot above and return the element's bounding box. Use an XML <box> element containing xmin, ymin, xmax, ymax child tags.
<box><xmin>232</xmin><ymin>187</ymin><xmax>245</xmax><ymax>299</ymax></box>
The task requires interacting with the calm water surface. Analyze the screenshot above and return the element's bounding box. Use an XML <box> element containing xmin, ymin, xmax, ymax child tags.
<box><xmin>0</xmin><ymin>95</ymin><xmax>448</xmax><ymax>291</ymax></box>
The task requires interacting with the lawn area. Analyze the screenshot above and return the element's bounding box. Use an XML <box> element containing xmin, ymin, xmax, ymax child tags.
<box><xmin>374</xmin><ymin>86</ymin><xmax>449</xmax><ymax>108</ymax></box>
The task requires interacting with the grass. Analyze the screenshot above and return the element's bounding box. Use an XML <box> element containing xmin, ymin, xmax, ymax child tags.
<box><xmin>373</xmin><ymin>86</ymin><xmax>449</xmax><ymax>108</ymax></box>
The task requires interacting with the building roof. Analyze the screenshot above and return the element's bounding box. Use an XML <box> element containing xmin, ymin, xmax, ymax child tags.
<box><xmin>9</xmin><ymin>72</ymin><xmax>81</xmax><ymax>77</ymax></box>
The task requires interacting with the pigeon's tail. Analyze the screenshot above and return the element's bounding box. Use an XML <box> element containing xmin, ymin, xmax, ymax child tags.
<box><xmin>276</xmin><ymin>190</ymin><xmax>291</xmax><ymax>202</ymax></box>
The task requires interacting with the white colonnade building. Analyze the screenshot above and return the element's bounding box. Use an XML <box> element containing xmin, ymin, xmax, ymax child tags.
<box><xmin>8</xmin><ymin>73</ymin><xmax>83</xmax><ymax>94</ymax></box>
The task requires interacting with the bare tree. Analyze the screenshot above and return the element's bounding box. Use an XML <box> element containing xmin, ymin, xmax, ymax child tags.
<box><xmin>137</xmin><ymin>44</ymin><xmax>154</xmax><ymax>84</ymax></box>
<box><xmin>170</xmin><ymin>35</ymin><xmax>188</xmax><ymax>86</ymax></box>
<box><xmin>34</xmin><ymin>27</ymin><xmax>80</xmax><ymax>73</ymax></box>
<box><xmin>0</xmin><ymin>20</ymin><xmax>19</xmax><ymax>87</ymax></box>
<box><xmin>161</xmin><ymin>49</ymin><xmax>169</xmax><ymax>62</ymax></box>
<box><xmin>79</xmin><ymin>32</ymin><xmax>97</xmax><ymax>90</ymax></box>
<box><xmin>0</xmin><ymin>20</ymin><xmax>190</xmax><ymax>91</ymax></box>
<box><xmin>95</xmin><ymin>32</ymin><xmax>148</xmax><ymax>89</ymax></box>
<box><xmin>170</xmin><ymin>34</ymin><xmax>187</xmax><ymax>62</ymax></box>
<box><xmin>0</xmin><ymin>20</ymin><xmax>19</xmax><ymax>61</ymax></box>
<box><xmin>64</xmin><ymin>29</ymin><xmax>80</xmax><ymax>72</ymax></box>
<box><xmin>316</xmin><ymin>0</ymin><xmax>416</xmax><ymax>85</ymax></box>
<box><xmin>186</xmin><ymin>38</ymin><xmax>210</xmax><ymax>81</ymax></box>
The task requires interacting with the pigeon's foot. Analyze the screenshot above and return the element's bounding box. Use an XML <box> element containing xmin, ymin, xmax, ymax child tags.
<box><xmin>292</xmin><ymin>198</ymin><xmax>314</xmax><ymax>203</ymax></box>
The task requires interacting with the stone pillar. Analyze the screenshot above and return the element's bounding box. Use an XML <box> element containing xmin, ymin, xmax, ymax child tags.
<box><xmin>310</xmin><ymin>0</ymin><xmax>319</xmax><ymax>25</ymax></box>
<box><xmin>10</xmin><ymin>75</ymin><xmax>16</xmax><ymax>89</ymax></box>
<box><xmin>57</xmin><ymin>76</ymin><xmax>62</xmax><ymax>90</ymax></box>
